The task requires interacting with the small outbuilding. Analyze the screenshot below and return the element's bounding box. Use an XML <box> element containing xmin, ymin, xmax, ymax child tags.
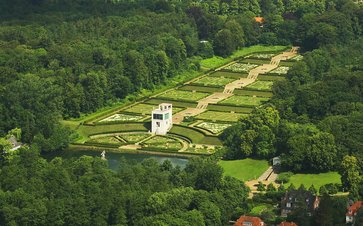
<box><xmin>151</xmin><ymin>103</ymin><xmax>173</xmax><ymax>135</ymax></box>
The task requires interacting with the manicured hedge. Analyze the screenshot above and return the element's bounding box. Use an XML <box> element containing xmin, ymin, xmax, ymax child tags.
<box><xmin>145</xmin><ymin>98</ymin><xmax>197</xmax><ymax>108</ymax></box>
<box><xmin>233</xmin><ymin>89</ymin><xmax>273</xmax><ymax>98</ymax></box>
<box><xmin>179</xmin><ymin>85</ymin><xmax>223</xmax><ymax>93</ymax></box>
<box><xmin>207</xmin><ymin>104</ymin><xmax>254</xmax><ymax>113</ymax></box>
<box><xmin>257</xmin><ymin>75</ymin><xmax>285</xmax><ymax>81</ymax></box>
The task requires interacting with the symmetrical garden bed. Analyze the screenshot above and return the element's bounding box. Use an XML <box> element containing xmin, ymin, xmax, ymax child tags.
<box><xmin>119</xmin><ymin>133</ymin><xmax>150</xmax><ymax>143</ymax></box>
<box><xmin>158</xmin><ymin>90</ymin><xmax>209</xmax><ymax>102</ymax></box>
<box><xmin>124</xmin><ymin>103</ymin><xmax>183</xmax><ymax>115</ymax></box>
<box><xmin>220</xmin><ymin>95</ymin><xmax>269</xmax><ymax>107</ymax></box>
<box><xmin>224</xmin><ymin>63</ymin><xmax>258</xmax><ymax>73</ymax></box>
<box><xmin>179</xmin><ymin>85</ymin><xmax>223</xmax><ymax>93</ymax></box>
<box><xmin>100</xmin><ymin>113</ymin><xmax>145</xmax><ymax>122</ymax></box>
<box><xmin>195</xmin><ymin>111</ymin><xmax>246</xmax><ymax>122</ymax></box>
<box><xmin>245</xmin><ymin>81</ymin><xmax>274</xmax><ymax>91</ymax></box>
<box><xmin>141</xmin><ymin>135</ymin><xmax>182</xmax><ymax>151</ymax></box>
<box><xmin>192</xmin><ymin>76</ymin><xmax>235</xmax><ymax>87</ymax></box>
<box><xmin>246</xmin><ymin>53</ymin><xmax>276</xmax><ymax>59</ymax></box>
<box><xmin>209</xmin><ymin>71</ymin><xmax>248</xmax><ymax>79</ymax></box>
<box><xmin>233</xmin><ymin>89</ymin><xmax>273</xmax><ymax>98</ymax></box>
<box><xmin>270</xmin><ymin>66</ymin><xmax>289</xmax><ymax>75</ymax></box>
<box><xmin>196</xmin><ymin>122</ymin><xmax>232</xmax><ymax>134</ymax></box>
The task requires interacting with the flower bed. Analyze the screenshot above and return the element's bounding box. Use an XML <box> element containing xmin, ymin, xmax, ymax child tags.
<box><xmin>245</xmin><ymin>81</ymin><xmax>274</xmax><ymax>91</ymax></box>
<box><xmin>196</xmin><ymin>122</ymin><xmax>232</xmax><ymax>134</ymax></box>
<box><xmin>220</xmin><ymin>95</ymin><xmax>269</xmax><ymax>107</ymax></box>
<box><xmin>88</xmin><ymin>136</ymin><xmax>122</xmax><ymax>144</ymax></box>
<box><xmin>119</xmin><ymin>133</ymin><xmax>150</xmax><ymax>143</ymax></box>
<box><xmin>224</xmin><ymin>63</ymin><xmax>258</xmax><ymax>73</ymax></box>
<box><xmin>246</xmin><ymin>53</ymin><xmax>276</xmax><ymax>59</ymax></box>
<box><xmin>142</xmin><ymin>136</ymin><xmax>182</xmax><ymax>150</ymax></box>
<box><xmin>100</xmin><ymin>114</ymin><xmax>144</xmax><ymax>122</ymax></box>
<box><xmin>158</xmin><ymin>90</ymin><xmax>209</xmax><ymax>102</ymax></box>
<box><xmin>192</xmin><ymin>76</ymin><xmax>235</xmax><ymax>87</ymax></box>
<box><xmin>196</xmin><ymin>111</ymin><xmax>246</xmax><ymax>122</ymax></box>
<box><xmin>270</xmin><ymin>66</ymin><xmax>289</xmax><ymax>75</ymax></box>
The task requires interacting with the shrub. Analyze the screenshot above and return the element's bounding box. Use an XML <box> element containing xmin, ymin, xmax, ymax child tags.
<box><xmin>276</xmin><ymin>172</ymin><xmax>293</xmax><ymax>184</ymax></box>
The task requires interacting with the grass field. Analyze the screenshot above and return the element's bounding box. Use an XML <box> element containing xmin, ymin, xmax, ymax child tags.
<box><xmin>158</xmin><ymin>90</ymin><xmax>209</xmax><ymax>102</ymax></box>
<box><xmin>192</xmin><ymin>76</ymin><xmax>235</xmax><ymax>87</ymax></box>
<box><xmin>145</xmin><ymin>99</ymin><xmax>196</xmax><ymax>108</ymax></box>
<box><xmin>196</xmin><ymin>111</ymin><xmax>246</xmax><ymax>122</ymax></box>
<box><xmin>233</xmin><ymin>89</ymin><xmax>273</xmax><ymax>98</ymax></box>
<box><xmin>124</xmin><ymin>103</ymin><xmax>183</xmax><ymax>115</ymax></box>
<box><xmin>257</xmin><ymin>75</ymin><xmax>285</xmax><ymax>81</ymax></box>
<box><xmin>200</xmin><ymin>45</ymin><xmax>287</xmax><ymax>70</ymax></box>
<box><xmin>209</xmin><ymin>71</ymin><xmax>248</xmax><ymax>79</ymax></box>
<box><xmin>285</xmin><ymin>172</ymin><xmax>341</xmax><ymax>190</ymax></box>
<box><xmin>169</xmin><ymin>125</ymin><xmax>206</xmax><ymax>143</ymax></box>
<box><xmin>220</xmin><ymin>95</ymin><xmax>270</xmax><ymax>107</ymax></box>
<box><xmin>219</xmin><ymin>158</ymin><xmax>269</xmax><ymax>181</ymax></box>
<box><xmin>245</xmin><ymin>81</ymin><xmax>274</xmax><ymax>91</ymax></box>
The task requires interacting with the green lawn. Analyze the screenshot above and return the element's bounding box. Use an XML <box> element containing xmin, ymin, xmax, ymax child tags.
<box><xmin>158</xmin><ymin>90</ymin><xmax>209</xmax><ymax>102</ymax></box>
<box><xmin>220</xmin><ymin>95</ymin><xmax>270</xmax><ymax>107</ymax></box>
<box><xmin>124</xmin><ymin>103</ymin><xmax>183</xmax><ymax>115</ymax></box>
<box><xmin>209</xmin><ymin>71</ymin><xmax>248</xmax><ymax>79</ymax></box>
<box><xmin>196</xmin><ymin>111</ymin><xmax>246</xmax><ymax>122</ymax></box>
<box><xmin>245</xmin><ymin>81</ymin><xmax>274</xmax><ymax>91</ymax></box>
<box><xmin>200</xmin><ymin>45</ymin><xmax>287</xmax><ymax>70</ymax></box>
<box><xmin>233</xmin><ymin>89</ymin><xmax>273</xmax><ymax>98</ymax></box>
<box><xmin>192</xmin><ymin>76</ymin><xmax>235</xmax><ymax>87</ymax></box>
<box><xmin>219</xmin><ymin>158</ymin><xmax>269</xmax><ymax>181</ymax></box>
<box><xmin>207</xmin><ymin>104</ymin><xmax>254</xmax><ymax>113</ymax></box>
<box><xmin>285</xmin><ymin>172</ymin><xmax>341</xmax><ymax>190</ymax></box>
<box><xmin>179</xmin><ymin>85</ymin><xmax>223</xmax><ymax>93</ymax></box>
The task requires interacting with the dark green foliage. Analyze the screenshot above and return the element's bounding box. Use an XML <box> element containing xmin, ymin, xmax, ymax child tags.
<box><xmin>0</xmin><ymin>148</ymin><xmax>248</xmax><ymax>225</ymax></box>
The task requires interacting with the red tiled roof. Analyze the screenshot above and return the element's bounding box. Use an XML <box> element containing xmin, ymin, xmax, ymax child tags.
<box><xmin>279</xmin><ymin>222</ymin><xmax>298</xmax><ymax>226</ymax></box>
<box><xmin>346</xmin><ymin>201</ymin><xmax>363</xmax><ymax>216</ymax></box>
<box><xmin>255</xmin><ymin>17</ymin><xmax>264</xmax><ymax>23</ymax></box>
<box><xmin>235</xmin><ymin>216</ymin><xmax>265</xmax><ymax>226</ymax></box>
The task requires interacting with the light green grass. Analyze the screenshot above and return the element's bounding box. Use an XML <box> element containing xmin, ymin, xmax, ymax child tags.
<box><xmin>220</xmin><ymin>95</ymin><xmax>270</xmax><ymax>107</ymax></box>
<box><xmin>192</xmin><ymin>76</ymin><xmax>235</xmax><ymax>87</ymax></box>
<box><xmin>124</xmin><ymin>103</ymin><xmax>182</xmax><ymax>115</ymax></box>
<box><xmin>285</xmin><ymin>172</ymin><xmax>341</xmax><ymax>190</ymax></box>
<box><xmin>219</xmin><ymin>158</ymin><xmax>269</xmax><ymax>181</ymax></box>
<box><xmin>209</xmin><ymin>71</ymin><xmax>248</xmax><ymax>79</ymax></box>
<box><xmin>250</xmin><ymin>204</ymin><xmax>273</xmax><ymax>215</ymax></box>
<box><xmin>245</xmin><ymin>81</ymin><xmax>274</xmax><ymax>91</ymax></box>
<box><xmin>196</xmin><ymin>111</ymin><xmax>246</xmax><ymax>122</ymax></box>
<box><xmin>200</xmin><ymin>45</ymin><xmax>287</xmax><ymax>70</ymax></box>
<box><xmin>158</xmin><ymin>90</ymin><xmax>209</xmax><ymax>102</ymax></box>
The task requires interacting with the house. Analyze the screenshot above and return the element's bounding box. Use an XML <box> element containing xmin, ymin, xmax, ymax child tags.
<box><xmin>279</xmin><ymin>222</ymin><xmax>297</xmax><ymax>226</ymax></box>
<box><xmin>254</xmin><ymin>17</ymin><xmax>264</xmax><ymax>23</ymax></box>
<box><xmin>7</xmin><ymin>135</ymin><xmax>23</xmax><ymax>151</ymax></box>
<box><xmin>281</xmin><ymin>189</ymin><xmax>320</xmax><ymax>217</ymax></box>
<box><xmin>234</xmin><ymin>216</ymin><xmax>265</xmax><ymax>226</ymax></box>
<box><xmin>151</xmin><ymin>103</ymin><xmax>173</xmax><ymax>135</ymax></box>
<box><xmin>346</xmin><ymin>201</ymin><xmax>363</xmax><ymax>223</ymax></box>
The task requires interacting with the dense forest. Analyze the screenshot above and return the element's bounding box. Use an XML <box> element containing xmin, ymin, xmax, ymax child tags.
<box><xmin>0</xmin><ymin>0</ymin><xmax>363</xmax><ymax>225</ymax></box>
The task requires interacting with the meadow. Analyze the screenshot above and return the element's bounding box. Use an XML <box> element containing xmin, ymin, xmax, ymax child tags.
<box><xmin>219</xmin><ymin>159</ymin><xmax>269</xmax><ymax>181</ymax></box>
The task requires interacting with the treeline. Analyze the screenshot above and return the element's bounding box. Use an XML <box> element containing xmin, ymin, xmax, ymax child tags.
<box><xmin>0</xmin><ymin>147</ymin><xmax>249</xmax><ymax>225</ymax></box>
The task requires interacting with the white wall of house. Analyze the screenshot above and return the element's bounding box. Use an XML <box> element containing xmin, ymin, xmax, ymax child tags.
<box><xmin>151</xmin><ymin>103</ymin><xmax>172</xmax><ymax>135</ymax></box>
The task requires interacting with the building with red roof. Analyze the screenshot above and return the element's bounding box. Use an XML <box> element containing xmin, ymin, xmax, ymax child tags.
<box><xmin>279</xmin><ymin>222</ymin><xmax>298</xmax><ymax>226</ymax></box>
<box><xmin>234</xmin><ymin>216</ymin><xmax>265</xmax><ymax>226</ymax></box>
<box><xmin>254</xmin><ymin>17</ymin><xmax>264</xmax><ymax>23</ymax></box>
<box><xmin>346</xmin><ymin>201</ymin><xmax>363</xmax><ymax>223</ymax></box>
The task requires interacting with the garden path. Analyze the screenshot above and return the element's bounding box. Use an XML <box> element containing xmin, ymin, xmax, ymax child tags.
<box><xmin>171</xmin><ymin>47</ymin><xmax>298</xmax><ymax>124</ymax></box>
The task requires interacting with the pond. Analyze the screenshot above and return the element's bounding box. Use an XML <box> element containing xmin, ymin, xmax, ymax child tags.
<box><xmin>43</xmin><ymin>150</ymin><xmax>189</xmax><ymax>171</ymax></box>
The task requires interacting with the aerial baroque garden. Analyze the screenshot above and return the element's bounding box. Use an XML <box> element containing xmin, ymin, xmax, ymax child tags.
<box><xmin>71</xmin><ymin>46</ymin><xmax>300</xmax><ymax>156</ymax></box>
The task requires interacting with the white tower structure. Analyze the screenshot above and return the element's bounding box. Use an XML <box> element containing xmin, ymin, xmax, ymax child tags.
<box><xmin>151</xmin><ymin>103</ymin><xmax>173</xmax><ymax>135</ymax></box>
